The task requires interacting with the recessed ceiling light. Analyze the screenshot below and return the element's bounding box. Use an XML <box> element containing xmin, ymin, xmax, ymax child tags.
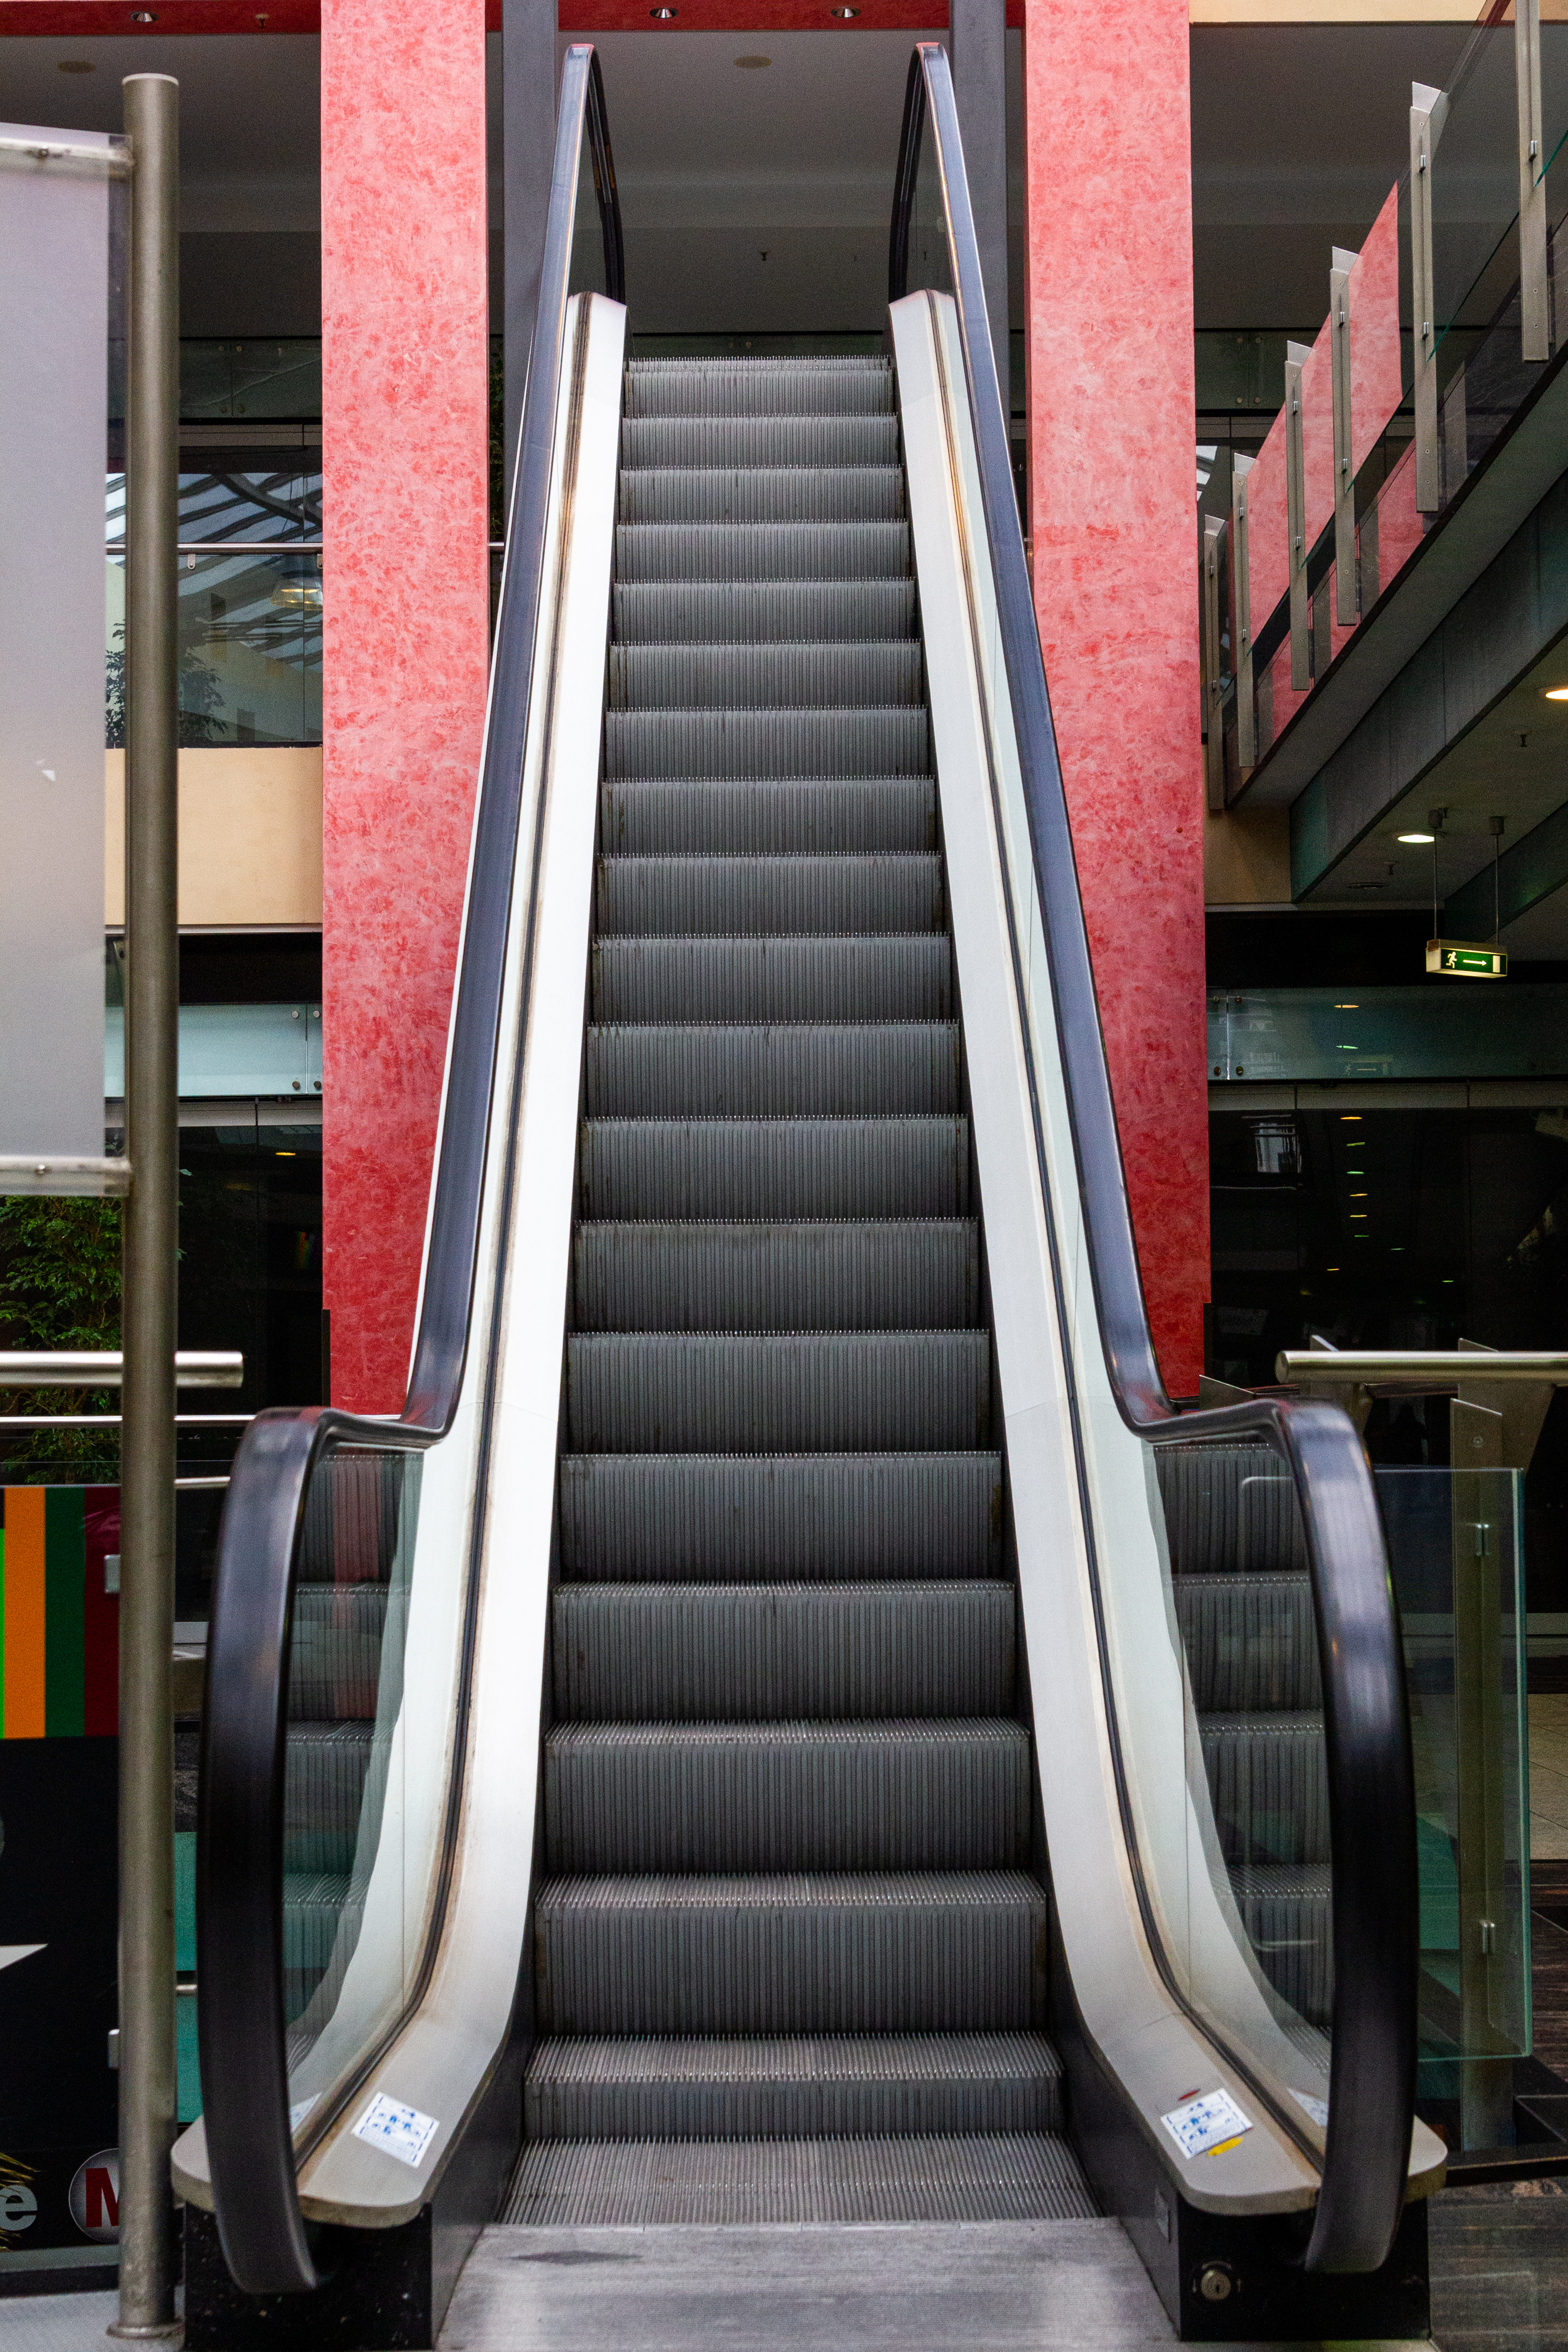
<box><xmin>734</xmin><ymin>53</ymin><xmax>771</xmax><ymax>66</ymax></box>
<box><xmin>131</xmin><ymin>9</ymin><xmax>156</xmax><ymax>19</ymax></box>
<box><xmin>1325</xmin><ymin>1265</ymin><xmax>1340</xmax><ymax>1272</ymax></box>
<box><xmin>648</xmin><ymin>8</ymin><xmax>676</xmax><ymax>17</ymax></box>
<box><xmin>1397</xmin><ymin>830</ymin><xmax>1436</xmax><ymax>844</ymax></box>
<box><xmin>831</xmin><ymin>6</ymin><xmax>860</xmax><ymax>14</ymax></box>
<box><xmin>1340</xmin><ymin>1115</ymin><xmax>1361</xmax><ymax>1122</ymax></box>
<box><xmin>1543</xmin><ymin>685</ymin><xmax>1568</xmax><ymax>700</ymax></box>
<box><xmin>57</xmin><ymin>58</ymin><xmax>95</xmax><ymax>71</ymax></box>
<box><xmin>1333</xmin><ymin>1002</ymin><xmax>1358</xmax><ymax>1009</ymax></box>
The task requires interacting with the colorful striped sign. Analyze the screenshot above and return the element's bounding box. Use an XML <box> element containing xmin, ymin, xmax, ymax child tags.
<box><xmin>0</xmin><ymin>1490</ymin><xmax>119</xmax><ymax>1738</ymax></box>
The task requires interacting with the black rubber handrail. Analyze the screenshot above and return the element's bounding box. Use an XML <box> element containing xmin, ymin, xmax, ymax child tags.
<box><xmin>196</xmin><ymin>46</ymin><xmax>622</xmax><ymax>2297</ymax></box>
<box><xmin>890</xmin><ymin>44</ymin><xmax>1417</xmax><ymax>2275</ymax></box>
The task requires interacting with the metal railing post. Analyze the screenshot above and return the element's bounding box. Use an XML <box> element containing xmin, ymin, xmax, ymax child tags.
<box><xmin>1231</xmin><ymin>453</ymin><xmax>1255</xmax><ymax>768</ymax></box>
<box><xmin>1285</xmin><ymin>340</ymin><xmax>1311</xmax><ymax>687</ymax></box>
<box><xmin>1201</xmin><ymin>514</ymin><xmax>1226</xmax><ymax>812</ymax></box>
<box><xmin>1412</xmin><ymin>81</ymin><xmax>1449</xmax><ymax>515</ymax></box>
<box><xmin>1517</xmin><ymin>0</ymin><xmax>1550</xmax><ymax>365</ymax></box>
<box><xmin>111</xmin><ymin>70</ymin><xmax>181</xmax><ymax>2345</ymax></box>
<box><xmin>1330</xmin><ymin>246</ymin><xmax>1356</xmax><ymax>626</ymax></box>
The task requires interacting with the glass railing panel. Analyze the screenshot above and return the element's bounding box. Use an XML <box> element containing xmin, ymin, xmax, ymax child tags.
<box><xmin>1430</xmin><ymin>22</ymin><xmax>1523</xmax><ymax>360</ymax></box>
<box><xmin>907</xmin><ymin>103</ymin><xmax>954</xmax><ymax>301</ymax></box>
<box><xmin>1384</xmin><ymin>1463</ymin><xmax>1530</xmax><ymax>2155</ymax></box>
<box><xmin>279</xmin><ymin>1443</ymin><xmax>425</xmax><ymax>2133</ymax></box>
<box><xmin>105</xmin><ymin>549</ymin><xmax>323</xmax><ymax>748</ymax></box>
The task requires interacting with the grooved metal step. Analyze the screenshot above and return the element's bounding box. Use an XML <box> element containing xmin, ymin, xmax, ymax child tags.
<box><xmin>623</xmin><ymin>357</ymin><xmax>893</xmax><ymax>418</ymax></box>
<box><xmin>551</xmin><ymin>1580</ymin><xmax>1016</xmax><ymax>1717</ymax></box>
<box><xmin>283</xmin><ymin>1723</ymin><xmax>375</xmax><ymax>1874</ymax></box>
<box><xmin>563</xmin><ymin>1330</ymin><xmax>991</xmax><ymax>1453</ymax></box>
<box><xmin>533</xmin><ymin>1871</ymin><xmax>1049</xmax><ymax>2034</ymax></box>
<box><xmin>608</xmin><ymin>641</ymin><xmax>923</xmax><ymax>710</ymax></box>
<box><xmin>621</xmin><ymin>415</ymin><xmax>900</xmax><ymax>469</ymax></box>
<box><xmin>583</xmin><ymin>1024</ymin><xmax>962</xmax><ymax>1118</ymax></box>
<box><xmin>620</xmin><ymin>468</ymin><xmax>904</xmax><ymax>525</ymax></box>
<box><xmin>601</xmin><ymin>779</ymin><xmax>935</xmax><ymax>855</ymax></box>
<box><xmin>523</xmin><ymin>2032</ymin><xmax>1063</xmax><ymax>2141</ymax></box>
<box><xmin>287</xmin><ymin>1584</ymin><xmax>389</xmax><ymax>1720</ymax></box>
<box><xmin>1200</xmin><ymin>1713</ymin><xmax>1329</xmax><ymax>1866</ymax></box>
<box><xmin>1229</xmin><ymin>1863</ymin><xmax>1333</xmax><ymax>2027</ymax></box>
<box><xmin>615</xmin><ymin>522</ymin><xmax>910</xmax><ymax>582</ymax></box>
<box><xmin>1175</xmin><ymin>1572</ymin><xmax>1321</xmax><ymax>1711</ymax></box>
<box><xmin>1158</xmin><ymin>1443</ymin><xmax>1308</xmax><ymax>1576</ymax></box>
<box><xmin>577</xmin><ymin>1116</ymin><xmax>970</xmax><ymax>1219</ymax></box>
<box><xmin>612</xmin><ymin>582</ymin><xmax>916</xmax><ymax>645</ymax></box>
<box><xmin>591</xmin><ymin>935</ymin><xmax>952</xmax><ymax>1023</ymax></box>
<box><xmin>569</xmin><ymin>1220</ymin><xmax>978</xmax><ymax>1329</ymax></box>
<box><xmin>544</xmin><ymin>1719</ymin><xmax>1031</xmax><ymax>1872</ymax></box>
<box><xmin>604</xmin><ymin>707</ymin><xmax>929</xmax><ymax>780</ymax></box>
<box><xmin>557</xmin><ymin>1453</ymin><xmax>1003</xmax><ymax>1580</ymax></box>
<box><xmin>595</xmin><ymin>853</ymin><xmax>944</xmax><ymax>936</ymax></box>
<box><xmin>504</xmin><ymin>2129</ymin><xmax>1093</xmax><ymax>2226</ymax></box>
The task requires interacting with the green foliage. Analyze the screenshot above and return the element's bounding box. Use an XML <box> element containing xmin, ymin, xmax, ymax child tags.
<box><xmin>105</xmin><ymin>620</ymin><xmax>227</xmax><ymax>751</ymax></box>
<box><xmin>0</xmin><ymin>1197</ymin><xmax>122</xmax><ymax>1474</ymax></box>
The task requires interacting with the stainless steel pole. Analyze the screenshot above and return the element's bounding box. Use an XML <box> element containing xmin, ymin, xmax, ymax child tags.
<box><xmin>112</xmin><ymin>71</ymin><xmax>180</xmax><ymax>2344</ymax></box>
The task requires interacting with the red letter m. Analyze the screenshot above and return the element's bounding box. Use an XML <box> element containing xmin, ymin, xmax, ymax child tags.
<box><xmin>86</xmin><ymin>2169</ymin><xmax>118</xmax><ymax>2232</ymax></box>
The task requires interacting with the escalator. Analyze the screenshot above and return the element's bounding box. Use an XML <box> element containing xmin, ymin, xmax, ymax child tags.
<box><xmin>180</xmin><ymin>44</ymin><xmax>1447</xmax><ymax>2348</ymax></box>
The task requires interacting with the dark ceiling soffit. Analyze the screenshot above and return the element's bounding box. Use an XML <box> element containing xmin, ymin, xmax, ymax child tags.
<box><xmin>1289</xmin><ymin>515</ymin><xmax>1568</xmax><ymax>901</ymax></box>
<box><xmin>1229</xmin><ymin>338</ymin><xmax>1568</xmax><ymax>814</ymax></box>
<box><xmin>1446</xmin><ymin>793</ymin><xmax>1568</xmax><ymax>937</ymax></box>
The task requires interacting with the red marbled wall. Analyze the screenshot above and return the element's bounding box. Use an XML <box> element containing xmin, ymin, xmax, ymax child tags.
<box><xmin>320</xmin><ymin>0</ymin><xmax>492</xmax><ymax>1411</ymax></box>
<box><xmin>1022</xmin><ymin>0</ymin><xmax>1209</xmax><ymax>1394</ymax></box>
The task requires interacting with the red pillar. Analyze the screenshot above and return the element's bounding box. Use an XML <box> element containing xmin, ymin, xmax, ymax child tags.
<box><xmin>1022</xmin><ymin>0</ymin><xmax>1210</xmax><ymax>1396</ymax></box>
<box><xmin>320</xmin><ymin>0</ymin><xmax>492</xmax><ymax>1413</ymax></box>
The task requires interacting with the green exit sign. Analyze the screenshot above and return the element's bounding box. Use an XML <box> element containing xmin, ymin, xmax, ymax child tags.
<box><xmin>1427</xmin><ymin>938</ymin><xmax>1508</xmax><ymax>979</ymax></box>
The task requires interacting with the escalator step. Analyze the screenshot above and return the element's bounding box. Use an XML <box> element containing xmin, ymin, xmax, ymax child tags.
<box><xmin>602</xmin><ymin>779</ymin><xmax>935</xmax><ymax>855</ymax></box>
<box><xmin>1229</xmin><ymin>1862</ymin><xmax>1333</xmax><ymax>2027</ymax></box>
<box><xmin>503</xmin><ymin>2130</ymin><xmax>1093</xmax><ymax>2226</ymax></box>
<box><xmin>621</xmin><ymin>414</ymin><xmax>900</xmax><ymax>469</ymax></box>
<box><xmin>563</xmin><ymin>1330</ymin><xmax>991</xmax><ymax>1453</ymax></box>
<box><xmin>1200</xmin><ymin>1713</ymin><xmax>1329</xmax><ymax>1866</ymax></box>
<box><xmin>569</xmin><ymin>1219</ymin><xmax>978</xmax><ymax>1329</ymax></box>
<box><xmin>287</xmin><ymin>1583</ymin><xmax>390</xmax><ymax>1720</ymax></box>
<box><xmin>577</xmin><ymin>1116</ymin><xmax>969</xmax><ymax>1218</ymax></box>
<box><xmin>1175</xmin><ymin>1572</ymin><xmax>1320</xmax><ymax>1711</ymax></box>
<box><xmin>620</xmin><ymin>468</ymin><xmax>904</xmax><ymax>525</ymax></box>
<box><xmin>612</xmin><ymin>582</ymin><xmax>916</xmax><ymax>646</ymax></box>
<box><xmin>532</xmin><ymin>1871</ymin><xmax>1048</xmax><ymax>2034</ymax></box>
<box><xmin>605</xmin><ymin>707</ymin><xmax>929</xmax><ymax>780</ymax></box>
<box><xmin>592</xmin><ymin>935</ymin><xmax>951</xmax><ymax>1022</ymax></box>
<box><xmin>544</xmin><ymin>1720</ymin><xmax>1031</xmax><ymax>1871</ymax></box>
<box><xmin>551</xmin><ymin>1581</ymin><xmax>1016</xmax><ymax>1718</ymax></box>
<box><xmin>595</xmin><ymin>852</ymin><xmax>943</xmax><ymax>936</ymax></box>
<box><xmin>1157</xmin><ymin>1443</ymin><xmax>1308</xmax><ymax>1576</ymax></box>
<box><xmin>583</xmin><ymin>1024</ymin><xmax>961</xmax><ymax>1117</ymax></box>
<box><xmin>523</xmin><ymin>2031</ymin><xmax>1062</xmax><ymax>2140</ymax></box>
<box><xmin>283</xmin><ymin>1722</ymin><xmax>375</xmax><ymax>1875</ymax></box>
<box><xmin>616</xmin><ymin>522</ymin><xmax>909</xmax><ymax>582</ymax></box>
<box><xmin>558</xmin><ymin>1453</ymin><xmax>1002</xmax><ymax>1580</ymax></box>
<box><xmin>623</xmin><ymin>356</ymin><xmax>893</xmax><ymax>418</ymax></box>
<box><xmin>608</xmin><ymin>641</ymin><xmax>923</xmax><ymax>710</ymax></box>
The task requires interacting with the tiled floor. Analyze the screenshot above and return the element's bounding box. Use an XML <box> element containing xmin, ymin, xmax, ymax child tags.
<box><xmin>1531</xmin><ymin>1696</ymin><xmax>1568</xmax><ymax>1860</ymax></box>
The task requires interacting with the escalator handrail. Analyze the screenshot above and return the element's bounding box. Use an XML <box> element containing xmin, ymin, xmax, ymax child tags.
<box><xmin>889</xmin><ymin>43</ymin><xmax>1417</xmax><ymax>2275</ymax></box>
<box><xmin>195</xmin><ymin>45</ymin><xmax>622</xmax><ymax>2297</ymax></box>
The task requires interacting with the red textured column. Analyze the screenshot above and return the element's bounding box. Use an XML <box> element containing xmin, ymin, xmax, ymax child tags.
<box><xmin>320</xmin><ymin>0</ymin><xmax>491</xmax><ymax>1412</ymax></box>
<box><xmin>1022</xmin><ymin>0</ymin><xmax>1209</xmax><ymax>1395</ymax></box>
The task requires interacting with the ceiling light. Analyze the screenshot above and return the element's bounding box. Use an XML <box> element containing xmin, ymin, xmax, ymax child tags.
<box><xmin>1350</xmin><ymin>1191</ymin><xmax>1368</xmax><ymax>1198</ymax></box>
<box><xmin>1397</xmin><ymin>831</ymin><xmax>1436</xmax><ymax>844</ymax></box>
<box><xmin>1340</xmin><ymin>1115</ymin><xmax>1361</xmax><ymax>1122</ymax></box>
<box><xmin>831</xmin><ymin>6</ymin><xmax>860</xmax><ymax>13</ymax></box>
<box><xmin>57</xmin><ymin>58</ymin><xmax>95</xmax><ymax>71</ymax></box>
<box><xmin>1544</xmin><ymin>686</ymin><xmax>1568</xmax><ymax>700</ymax></box>
<box><xmin>734</xmin><ymin>53</ymin><xmax>771</xmax><ymax>66</ymax></box>
<box><xmin>1334</xmin><ymin>1002</ymin><xmax>1358</xmax><ymax>1010</ymax></box>
<box><xmin>131</xmin><ymin>9</ymin><xmax>156</xmax><ymax>19</ymax></box>
<box><xmin>1350</xmin><ymin>1213</ymin><xmax>1368</xmax><ymax>1220</ymax></box>
<box><xmin>1325</xmin><ymin>1266</ymin><xmax>1340</xmax><ymax>1273</ymax></box>
<box><xmin>648</xmin><ymin>8</ymin><xmax>676</xmax><ymax>16</ymax></box>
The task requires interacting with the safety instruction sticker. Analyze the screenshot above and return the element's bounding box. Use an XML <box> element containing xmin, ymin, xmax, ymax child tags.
<box><xmin>1159</xmin><ymin>2088</ymin><xmax>1253</xmax><ymax>2160</ymax></box>
<box><xmin>352</xmin><ymin>2092</ymin><xmax>439</xmax><ymax>2169</ymax></box>
<box><xmin>1290</xmin><ymin>2088</ymin><xmax>1330</xmax><ymax>2129</ymax></box>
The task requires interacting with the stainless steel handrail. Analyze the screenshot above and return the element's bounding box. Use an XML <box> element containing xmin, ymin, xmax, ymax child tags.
<box><xmin>0</xmin><ymin>1351</ymin><xmax>242</xmax><ymax>1387</ymax></box>
<box><xmin>890</xmin><ymin>40</ymin><xmax>1419</xmax><ymax>2275</ymax></box>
